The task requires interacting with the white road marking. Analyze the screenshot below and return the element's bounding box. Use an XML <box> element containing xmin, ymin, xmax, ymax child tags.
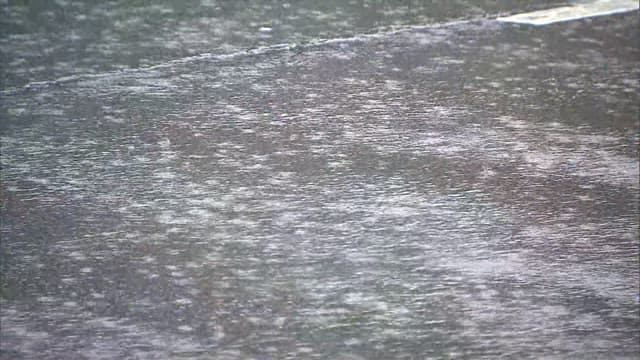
<box><xmin>497</xmin><ymin>0</ymin><xmax>638</xmax><ymax>25</ymax></box>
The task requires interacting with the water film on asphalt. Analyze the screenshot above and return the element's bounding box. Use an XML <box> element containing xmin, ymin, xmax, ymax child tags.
<box><xmin>1</xmin><ymin>1</ymin><xmax>639</xmax><ymax>359</ymax></box>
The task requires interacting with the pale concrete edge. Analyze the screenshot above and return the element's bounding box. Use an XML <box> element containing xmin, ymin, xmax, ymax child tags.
<box><xmin>496</xmin><ymin>4</ymin><xmax>639</xmax><ymax>26</ymax></box>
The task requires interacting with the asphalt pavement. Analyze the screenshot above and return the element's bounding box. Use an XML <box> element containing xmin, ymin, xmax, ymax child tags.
<box><xmin>1</xmin><ymin>5</ymin><xmax>638</xmax><ymax>360</ymax></box>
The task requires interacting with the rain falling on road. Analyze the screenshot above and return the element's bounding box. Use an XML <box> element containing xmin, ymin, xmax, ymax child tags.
<box><xmin>1</xmin><ymin>1</ymin><xmax>638</xmax><ymax>359</ymax></box>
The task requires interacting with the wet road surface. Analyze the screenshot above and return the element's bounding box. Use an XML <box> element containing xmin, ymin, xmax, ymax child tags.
<box><xmin>1</xmin><ymin>3</ymin><xmax>639</xmax><ymax>360</ymax></box>
<box><xmin>1</xmin><ymin>0</ymin><xmax>566</xmax><ymax>90</ymax></box>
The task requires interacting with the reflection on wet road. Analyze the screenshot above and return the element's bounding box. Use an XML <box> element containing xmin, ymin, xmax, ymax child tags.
<box><xmin>0</xmin><ymin>0</ymin><xmax>567</xmax><ymax>89</ymax></box>
<box><xmin>1</xmin><ymin>6</ymin><xmax>639</xmax><ymax>360</ymax></box>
